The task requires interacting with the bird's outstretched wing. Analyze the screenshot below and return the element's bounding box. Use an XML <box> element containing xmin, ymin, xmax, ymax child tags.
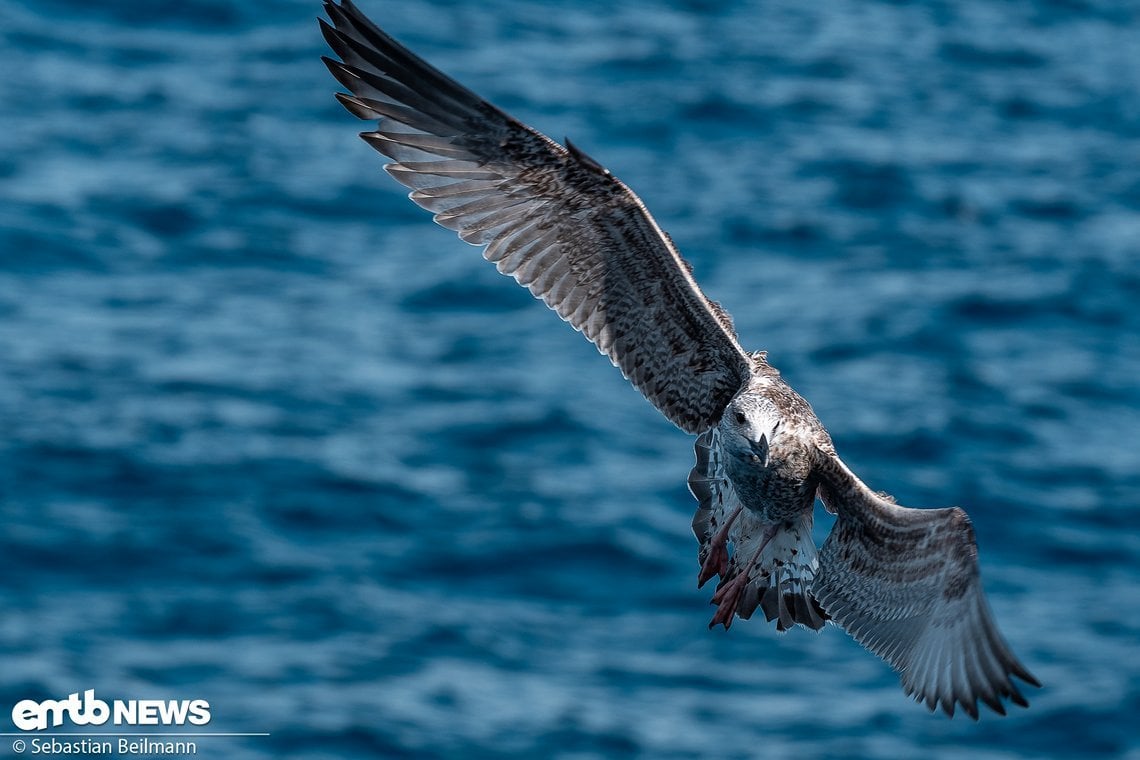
<box><xmin>812</xmin><ymin>453</ymin><xmax>1040</xmax><ymax>718</ymax></box>
<box><xmin>320</xmin><ymin>0</ymin><xmax>752</xmax><ymax>433</ymax></box>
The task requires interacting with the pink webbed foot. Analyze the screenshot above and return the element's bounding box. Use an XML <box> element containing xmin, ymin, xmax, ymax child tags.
<box><xmin>706</xmin><ymin>525</ymin><xmax>777</xmax><ymax>631</ymax></box>
<box><xmin>708</xmin><ymin>572</ymin><xmax>752</xmax><ymax>630</ymax></box>
<box><xmin>697</xmin><ymin>506</ymin><xmax>743</xmax><ymax>588</ymax></box>
<box><xmin>697</xmin><ymin>542</ymin><xmax>728</xmax><ymax>589</ymax></box>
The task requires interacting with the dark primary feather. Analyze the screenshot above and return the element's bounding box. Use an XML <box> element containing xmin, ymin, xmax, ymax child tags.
<box><xmin>320</xmin><ymin>0</ymin><xmax>752</xmax><ymax>433</ymax></box>
<box><xmin>812</xmin><ymin>453</ymin><xmax>1040</xmax><ymax>718</ymax></box>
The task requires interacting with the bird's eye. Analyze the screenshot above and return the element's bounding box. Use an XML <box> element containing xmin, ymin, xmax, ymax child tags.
<box><xmin>734</xmin><ymin>412</ymin><xmax>746</xmax><ymax>424</ymax></box>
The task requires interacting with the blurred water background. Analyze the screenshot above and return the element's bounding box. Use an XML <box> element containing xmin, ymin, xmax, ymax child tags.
<box><xmin>1</xmin><ymin>0</ymin><xmax>1138</xmax><ymax>757</ymax></box>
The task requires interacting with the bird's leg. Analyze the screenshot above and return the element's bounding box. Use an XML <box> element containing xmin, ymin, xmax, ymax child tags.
<box><xmin>708</xmin><ymin>524</ymin><xmax>778</xmax><ymax>630</ymax></box>
<box><xmin>698</xmin><ymin>505</ymin><xmax>743</xmax><ymax>588</ymax></box>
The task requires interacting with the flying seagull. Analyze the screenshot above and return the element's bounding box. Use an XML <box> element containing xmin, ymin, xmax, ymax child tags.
<box><xmin>319</xmin><ymin>0</ymin><xmax>1040</xmax><ymax>718</ymax></box>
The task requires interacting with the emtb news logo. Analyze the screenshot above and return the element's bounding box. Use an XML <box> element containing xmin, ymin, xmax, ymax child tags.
<box><xmin>11</xmin><ymin>690</ymin><xmax>210</xmax><ymax>731</ymax></box>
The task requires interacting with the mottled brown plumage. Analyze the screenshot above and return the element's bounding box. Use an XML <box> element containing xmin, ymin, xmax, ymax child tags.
<box><xmin>320</xmin><ymin>0</ymin><xmax>1039</xmax><ymax>718</ymax></box>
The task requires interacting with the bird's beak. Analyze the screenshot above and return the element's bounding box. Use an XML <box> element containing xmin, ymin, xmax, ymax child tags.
<box><xmin>750</xmin><ymin>434</ymin><xmax>769</xmax><ymax>467</ymax></box>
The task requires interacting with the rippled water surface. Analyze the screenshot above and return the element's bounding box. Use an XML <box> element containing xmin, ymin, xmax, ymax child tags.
<box><xmin>1</xmin><ymin>0</ymin><xmax>1138</xmax><ymax>757</ymax></box>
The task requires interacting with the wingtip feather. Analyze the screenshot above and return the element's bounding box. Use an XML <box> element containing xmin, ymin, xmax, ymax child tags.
<box><xmin>335</xmin><ymin>92</ymin><xmax>382</xmax><ymax>120</ymax></box>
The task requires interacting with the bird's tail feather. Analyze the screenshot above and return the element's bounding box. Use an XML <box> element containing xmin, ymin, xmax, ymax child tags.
<box><xmin>731</xmin><ymin>512</ymin><xmax>829</xmax><ymax>631</ymax></box>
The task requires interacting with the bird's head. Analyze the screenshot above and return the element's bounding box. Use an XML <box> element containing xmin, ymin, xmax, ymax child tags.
<box><xmin>720</xmin><ymin>396</ymin><xmax>784</xmax><ymax>468</ymax></box>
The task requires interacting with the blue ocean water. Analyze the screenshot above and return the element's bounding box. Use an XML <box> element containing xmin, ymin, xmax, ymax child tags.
<box><xmin>1</xmin><ymin>0</ymin><xmax>1138</xmax><ymax>757</ymax></box>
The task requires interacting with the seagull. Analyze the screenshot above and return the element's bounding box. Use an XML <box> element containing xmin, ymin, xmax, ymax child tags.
<box><xmin>319</xmin><ymin>0</ymin><xmax>1040</xmax><ymax>718</ymax></box>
